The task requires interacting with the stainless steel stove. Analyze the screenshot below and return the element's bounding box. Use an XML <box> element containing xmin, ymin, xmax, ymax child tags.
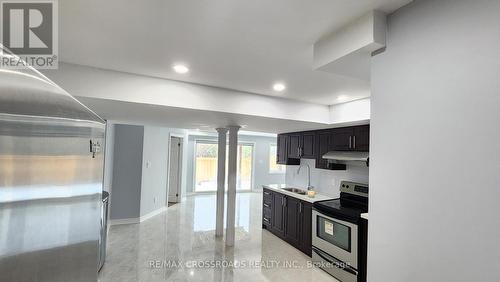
<box><xmin>312</xmin><ymin>181</ymin><xmax>368</xmax><ymax>282</ymax></box>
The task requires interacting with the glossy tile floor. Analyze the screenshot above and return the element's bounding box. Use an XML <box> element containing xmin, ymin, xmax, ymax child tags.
<box><xmin>99</xmin><ymin>193</ymin><xmax>338</xmax><ymax>282</ymax></box>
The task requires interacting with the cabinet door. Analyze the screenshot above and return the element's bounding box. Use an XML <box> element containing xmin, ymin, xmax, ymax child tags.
<box><xmin>284</xmin><ymin>196</ymin><xmax>301</xmax><ymax>247</ymax></box>
<box><xmin>277</xmin><ymin>134</ymin><xmax>288</xmax><ymax>164</ymax></box>
<box><xmin>353</xmin><ymin>125</ymin><xmax>370</xmax><ymax>151</ymax></box>
<box><xmin>287</xmin><ymin>133</ymin><xmax>301</xmax><ymax>159</ymax></box>
<box><xmin>271</xmin><ymin>192</ymin><xmax>285</xmax><ymax>237</ymax></box>
<box><xmin>331</xmin><ymin>127</ymin><xmax>354</xmax><ymax>151</ymax></box>
<box><xmin>299</xmin><ymin>201</ymin><xmax>312</xmax><ymax>256</ymax></box>
<box><xmin>301</xmin><ymin>132</ymin><xmax>316</xmax><ymax>159</ymax></box>
<box><xmin>262</xmin><ymin>189</ymin><xmax>272</xmax><ymax>228</ymax></box>
<box><xmin>316</xmin><ymin>131</ymin><xmax>331</xmax><ymax>169</ymax></box>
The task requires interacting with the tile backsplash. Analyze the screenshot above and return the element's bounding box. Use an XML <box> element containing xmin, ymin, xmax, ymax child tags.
<box><xmin>285</xmin><ymin>158</ymin><xmax>369</xmax><ymax>197</ymax></box>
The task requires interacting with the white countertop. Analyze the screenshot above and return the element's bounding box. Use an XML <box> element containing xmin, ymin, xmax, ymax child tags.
<box><xmin>361</xmin><ymin>213</ymin><xmax>369</xmax><ymax>220</ymax></box>
<box><xmin>262</xmin><ymin>184</ymin><xmax>335</xmax><ymax>203</ymax></box>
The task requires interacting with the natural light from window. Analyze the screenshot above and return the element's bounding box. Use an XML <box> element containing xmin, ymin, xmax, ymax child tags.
<box><xmin>269</xmin><ymin>144</ymin><xmax>285</xmax><ymax>174</ymax></box>
<box><xmin>195</xmin><ymin>141</ymin><xmax>254</xmax><ymax>192</ymax></box>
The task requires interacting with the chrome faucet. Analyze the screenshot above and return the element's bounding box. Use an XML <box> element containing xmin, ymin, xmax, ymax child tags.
<box><xmin>297</xmin><ymin>163</ymin><xmax>314</xmax><ymax>190</ymax></box>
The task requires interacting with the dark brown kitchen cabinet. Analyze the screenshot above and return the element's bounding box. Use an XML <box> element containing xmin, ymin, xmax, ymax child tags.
<box><xmin>300</xmin><ymin>131</ymin><xmax>316</xmax><ymax>159</ymax></box>
<box><xmin>262</xmin><ymin>190</ymin><xmax>272</xmax><ymax>228</ymax></box>
<box><xmin>299</xmin><ymin>201</ymin><xmax>312</xmax><ymax>256</ymax></box>
<box><xmin>315</xmin><ymin>130</ymin><xmax>331</xmax><ymax>169</ymax></box>
<box><xmin>262</xmin><ymin>188</ymin><xmax>313</xmax><ymax>257</ymax></box>
<box><xmin>271</xmin><ymin>191</ymin><xmax>285</xmax><ymax>238</ymax></box>
<box><xmin>276</xmin><ymin>134</ymin><xmax>300</xmax><ymax>165</ymax></box>
<box><xmin>284</xmin><ymin>196</ymin><xmax>301</xmax><ymax>247</ymax></box>
<box><xmin>287</xmin><ymin>133</ymin><xmax>301</xmax><ymax>159</ymax></box>
<box><xmin>331</xmin><ymin>125</ymin><xmax>370</xmax><ymax>152</ymax></box>
<box><xmin>276</xmin><ymin>124</ymin><xmax>369</xmax><ymax>170</ymax></box>
<box><xmin>353</xmin><ymin>125</ymin><xmax>370</xmax><ymax>151</ymax></box>
<box><xmin>331</xmin><ymin>127</ymin><xmax>354</xmax><ymax>151</ymax></box>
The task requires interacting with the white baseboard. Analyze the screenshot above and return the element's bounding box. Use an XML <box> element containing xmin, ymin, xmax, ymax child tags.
<box><xmin>139</xmin><ymin>206</ymin><xmax>168</xmax><ymax>222</ymax></box>
<box><xmin>109</xmin><ymin>217</ymin><xmax>139</xmax><ymax>226</ymax></box>
<box><xmin>109</xmin><ymin>206</ymin><xmax>168</xmax><ymax>226</ymax></box>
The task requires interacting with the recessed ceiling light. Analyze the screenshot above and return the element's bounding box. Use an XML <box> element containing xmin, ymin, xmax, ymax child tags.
<box><xmin>173</xmin><ymin>64</ymin><xmax>189</xmax><ymax>74</ymax></box>
<box><xmin>337</xmin><ymin>95</ymin><xmax>349</xmax><ymax>102</ymax></box>
<box><xmin>273</xmin><ymin>83</ymin><xmax>286</xmax><ymax>92</ymax></box>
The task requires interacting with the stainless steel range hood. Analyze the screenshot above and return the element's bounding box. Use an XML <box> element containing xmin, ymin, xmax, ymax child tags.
<box><xmin>322</xmin><ymin>151</ymin><xmax>369</xmax><ymax>166</ymax></box>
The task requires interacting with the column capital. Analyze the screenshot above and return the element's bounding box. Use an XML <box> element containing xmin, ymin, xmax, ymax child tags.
<box><xmin>227</xmin><ymin>125</ymin><xmax>241</xmax><ymax>132</ymax></box>
<box><xmin>215</xmin><ymin>128</ymin><xmax>228</xmax><ymax>133</ymax></box>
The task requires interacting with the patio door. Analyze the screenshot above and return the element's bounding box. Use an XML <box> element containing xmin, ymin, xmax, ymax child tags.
<box><xmin>194</xmin><ymin>141</ymin><xmax>253</xmax><ymax>192</ymax></box>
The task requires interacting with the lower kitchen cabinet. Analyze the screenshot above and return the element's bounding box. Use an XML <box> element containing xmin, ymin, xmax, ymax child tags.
<box><xmin>284</xmin><ymin>196</ymin><xmax>301</xmax><ymax>247</ymax></box>
<box><xmin>271</xmin><ymin>192</ymin><xmax>286</xmax><ymax>238</ymax></box>
<box><xmin>298</xmin><ymin>201</ymin><xmax>312</xmax><ymax>256</ymax></box>
<box><xmin>262</xmin><ymin>188</ymin><xmax>312</xmax><ymax>256</ymax></box>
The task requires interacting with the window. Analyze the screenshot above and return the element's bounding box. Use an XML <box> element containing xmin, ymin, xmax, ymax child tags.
<box><xmin>269</xmin><ymin>144</ymin><xmax>285</xmax><ymax>174</ymax></box>
<box><xmin>194</xmin><ymin>141</ymin><xmax>254</xmax><ymax>192</ymax></box>
<box><xmin>194</xmin><ymin>142</ymin><xmax>218</xmax><ymax>192</ymax></box>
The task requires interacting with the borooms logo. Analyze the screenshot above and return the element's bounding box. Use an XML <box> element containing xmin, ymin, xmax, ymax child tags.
<box><xmin>1</xmin><ymin>0</ymin><xmax>57</xmax><ymax>68</ymax></box>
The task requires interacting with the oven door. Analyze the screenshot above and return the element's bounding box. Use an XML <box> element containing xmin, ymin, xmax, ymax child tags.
<box><xmin>312</xmin><ymin>210</ymin><xmax>358</xmax><ymax>269</ymax></box>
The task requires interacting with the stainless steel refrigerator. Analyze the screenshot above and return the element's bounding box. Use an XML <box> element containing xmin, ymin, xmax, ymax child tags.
<box><xmin>0</xmin><ymin>66</ymin><xmax>105</xmax><ymax>281</ymax></box>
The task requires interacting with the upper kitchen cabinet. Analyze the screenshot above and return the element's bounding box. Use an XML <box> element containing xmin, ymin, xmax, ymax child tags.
<box><xmin>331</xmin><ymin>127</ymin><xmax>354</xmax><ymax>151</ymax></box>
<box><xmin>300</xmin><ymin>131</ymin><xmax>316</xmax><ymax>159</ymax></box>
<box><xmin>331</xmin><ymin>125</ymin><xmax>370</xmax><ymax>152</ymax></box>
<box><xmin>287</xmin><ymin>133</ymin><xmax>301</xmax><ymax>159</ymax></box>
<box><xmin>277</xmin><ymin>134</ymin><xmax>300</xmax><ymax>165</ymax></box>
<box><xmin>353</xmin><ymin>125</ymin><xmax>370</xmax><ymax>151</ymax></box>
<box><xmin>276</xmin><ymin>124</ymin><xmax>368</xmax><ymax>168</ymax></box>
<box><xmin>315</xmin><ymin>130</ymin><xmax>331</xmax><ymax>169</ymax></box>
<box><xmin>286</xmin><ymin>131</ymin><xmax>317</xmax><ymax>160</ymax></box>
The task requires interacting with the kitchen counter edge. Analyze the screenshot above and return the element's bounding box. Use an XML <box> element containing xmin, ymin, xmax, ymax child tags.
<box><xmin>262</xmin><ymin>184</ymin><xmax>335</xmax><ymax>203</ymax></box>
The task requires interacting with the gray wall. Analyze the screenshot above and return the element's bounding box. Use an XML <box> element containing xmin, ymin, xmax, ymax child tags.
<box><xmin>109</xmin><ymin>124</ymin><xmax>144</xmax><ymax>220</ymax></box>
<box><xmin>186</xmin><ymin>134</ymin><xmax>285</xmax><ymax>193</ymax></box>
<box><xmin>285</xmin><ymin>158</ymin><xmax>368</xmax><ymax>197</ymax></box>
<box><xmin>369</xmin><ymin>0</ymin><xmax>500</xmax><ymax>281</ymax></box>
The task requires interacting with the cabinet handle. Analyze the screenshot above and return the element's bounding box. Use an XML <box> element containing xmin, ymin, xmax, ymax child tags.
<box><xmin>264</xmin><ymin>191</ymin><xmax>270</xmax><ymax>196</ymax></box>
<box><xmin>353</xmin><ymin>135</ymin><xmax>356</xmax><ymax>149</ymax></box>
<box><xmin>263</xmin><ymin>217</ymin><xmax>270</xmax><ymax>223</ymax></box>
<box><xmin>284</xmin><ymin>197</ymin><xmax>287</xmax><ymax>207</ymax></box>
<box><xmin>349</xmin><ymin>136</ymin><xmax>352</xmax><ymax>149</ymax></box>
<box><xmin>263</xmin><ymin>203</ymin><xmax>270</xmax><ymax>208</ymax></box>
<box><xmin>299</xmin><ymin>202</ymin><xmax>302</xmax><ymax>214</ymax></box>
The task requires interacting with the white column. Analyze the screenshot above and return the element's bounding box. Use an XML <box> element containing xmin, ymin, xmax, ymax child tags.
<box><xmin>215</xmin><ymin>128</ymin><xmax>228</xmax><ymax>237</ymax></box>
<box><xmin>225</xmin><ymin>125</ymin><xmax>240</xmax><ymax>246</ymax></box>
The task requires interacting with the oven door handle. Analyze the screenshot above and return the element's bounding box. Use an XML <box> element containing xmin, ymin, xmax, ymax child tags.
<box><xmin>312</xmin><ymin>247</ymin><xmax>358</xmax><ymax>276</ymax></box>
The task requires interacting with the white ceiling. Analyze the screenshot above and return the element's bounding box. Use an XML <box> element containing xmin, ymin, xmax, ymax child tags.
<box><xmin>59</xmin><ymin>0</ymin><xmax>411</xmax><ymax>105</ymax></box>
<box><xmin>77</xmin><ymin>97</ymin><xmax>329</xmax><ymax>133</ymax></box>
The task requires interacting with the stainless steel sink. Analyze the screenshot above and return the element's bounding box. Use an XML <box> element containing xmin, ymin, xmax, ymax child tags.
<box><xmin>282</xmin><ymin>188</ymin><xmax>307</xmax><ymax>195</ymax></box>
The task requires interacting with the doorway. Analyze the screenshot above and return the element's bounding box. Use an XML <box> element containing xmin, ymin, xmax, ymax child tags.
<box><xmin>167</xmin><ymin>135</ymin><xmax>183</xmax><ymax>204</ymax></box>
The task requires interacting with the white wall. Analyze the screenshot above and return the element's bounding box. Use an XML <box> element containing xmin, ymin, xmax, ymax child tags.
<box><xmin>285</xmin><ymin>159</ymin><xmax>368</xmax><ymax>197</ymax></box>
<box><xmin>329</xmin><ymin>98</ymin><xmax>370</xmax><ymax>125</ymax></box>
<box><xmin>369</xmin><ymin>0</ymin><xmax>500</xmax><ymax>281</ymax></box>
<box><xmin>140</xmin><ymin>126</ymin><xmax>188</xmax><ymax>216</ymax></box>
<box><xmin>103</xmin><ymin>122</ymin><xmax>115</xmax><ymax>192</ymax></box>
